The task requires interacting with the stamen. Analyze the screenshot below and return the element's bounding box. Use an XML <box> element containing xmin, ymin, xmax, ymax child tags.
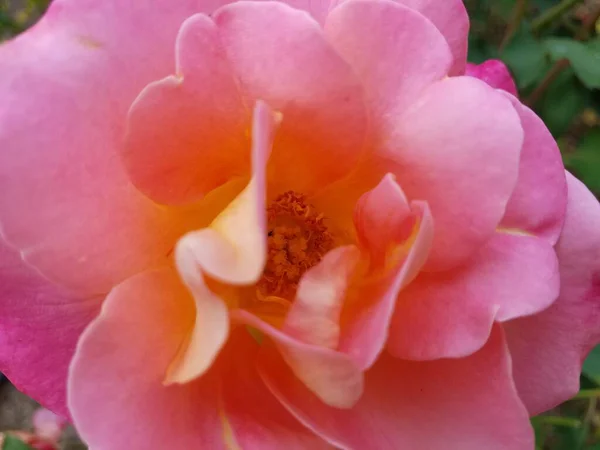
<box><xmin>256</xmin><ymin>191</ymin><xmax>334</xmax><ymax>300</ymax></box>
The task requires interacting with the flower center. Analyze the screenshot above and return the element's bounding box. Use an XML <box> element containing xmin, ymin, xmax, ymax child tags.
<box><xmin>256</xmin><ymin>191</ymin><xmax>334</xmax><ymax>301</ymax></box>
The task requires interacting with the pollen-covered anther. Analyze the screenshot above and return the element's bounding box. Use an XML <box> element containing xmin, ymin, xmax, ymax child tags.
<box><xmin>256</xmin><ymin>191</ymin><xmax>335</xmax><ymax>301</ymax></box>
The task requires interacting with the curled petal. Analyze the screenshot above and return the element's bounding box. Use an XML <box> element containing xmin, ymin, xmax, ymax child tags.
<box><xmin>338</xmin><ymin>175</ymin><xmax>433</xmax><ymax>369</ymax></box>
<box><xmin>233</xmin><ymin>310</ymin><xmax>363</xmax><ymax>409</ymax></box>
<box><xmin>170</xmin><ymin>101</ymin><xmax>277</xmax><ymax>383</ymax></box>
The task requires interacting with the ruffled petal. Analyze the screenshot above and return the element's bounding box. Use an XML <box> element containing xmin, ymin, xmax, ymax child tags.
<box><xmin>388</xmin><ymin>232</ymin><xmax>559</xmax><ymax>360</ymax></box>
<box><xmin>214</xmin><ymin>1</ymin><xmax>367</xmax><ymax>193</ymax></box>
<box><xmin>499</xmin><ymin>96</ymin><xmax>567</xmax><ymax>244</ymax></box>
<box><xmin>68</xmin><ymin>268</ymin><xmax>227</xmax><ymax>449</ymax></box>
<box><xmin>122</xmin><ymin>13</ymin><xmax>249</xmax><ymax>205</ymax></box>
<box><xmin>0</xmin><ymin>1</ymin><xmax>211</xmax><ymax>293</ymax></box>
<box><xmin>394</xmin><ymin>0</ymin><xmax>469</xmax><ymax>75</ymax></box>
<box><xmin>505</xmin><ymin>173</ymin><xmax>600</xmax><ymax>415</ymax></box>
<box><xmin>324</xmin><ymin>0</ymin><xmax>452</xmax><ymax>127</ymax></box>
<box><xmin>379</xmin><ymin>76</ymin><xmax>523</xmax><ymax>270</ymax></box>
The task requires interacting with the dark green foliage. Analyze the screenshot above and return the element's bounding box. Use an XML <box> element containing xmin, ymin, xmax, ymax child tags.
<box><xmin>1</xmin><ymin>436</ymin><xmax>31</xmax><ymax>450</ymax></box>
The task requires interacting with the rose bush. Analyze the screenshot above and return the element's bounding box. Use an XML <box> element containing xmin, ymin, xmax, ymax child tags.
<box><xmin>1</xmin><ymin>0</ymin><xmax>599</xmax><ymax>448</ymax></box>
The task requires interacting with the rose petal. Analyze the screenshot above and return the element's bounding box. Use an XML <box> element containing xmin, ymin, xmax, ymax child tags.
<box><xmin>0</xmin><ymin>239</ymin><xmax>100</xmax><ymax>418</ymax></box>
<box><xmin>122</xmin><ymin>13</ymin><xmax>249</xmax><ymax>205</ymax></box>
<box><xmin>466</xmin><ymin>60</ymin><xmax>518</xmax><ymax>96</ymax></box>
<box><xmin>260</xmin><ymin>326</ymin><xmax>534</xmax><ymax>449</ymax></box>
<box><xmin>505</xmin><ymin>172</ymin><xmax>600</xmax><ymax>415</ymax></box>
<box><xmin>0</xmin><ymin>1</ymin><xmax>212</xmax><ymax>293</ymax></box>
<box><xmin>324</xmin><ymin>0</ymin><xmax>452</xmax><ymax>128</ymax></box>
<box><xmin>232</xmin><ymin>310</ymin><xmax>363</xmax><ymax>409</ymax></box>
<box><xmin>283</xmin><ymin>246</ymin><xmax>361</xmax><ymax>349</ymax></box>
<box><xmin>337</xmin><ymin>175</ymin><xmax>433</xmax><ymax>368</ymax></box>
<box><xmin>388</xmin><ymin>232</ymin><xmax>559</xmax><ymax>360</ymax></box>
<box><xmin>169</xmin><ymin>101</ymin><xmax>278</xmax><ymax>384</ymax></box>
<box><xmin>394</xmin><ymin>0</ymin><xmax>469</xmax><ymax>75</ymax></box>
<box><xmin>221</xmin><ymin>329</ymin><xmax>330</xmax><ymax>449</ymax></box>
<box><xmin>380</xmin><ymin>76</ymin><xmax>523</xmax><ymax>270</ymax></box>
<box><xmin>500</xmin><ymin>96</ymin><xmax>567</xmax><ymax>244</ymax></box>
<box><xmin>68</xmin><ymin>268</ymin><xmax>227</xmax><ymax>449</ymax></box>
<box><xmin>214</xmin><ymin>1</ymin><xmax>367</xmax><ymax>194</ymax></box>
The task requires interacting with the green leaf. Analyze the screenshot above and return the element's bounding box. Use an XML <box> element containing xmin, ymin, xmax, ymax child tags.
<box><xmin>502</xmin><ymin>25</ymin><xmax>550</xmax><ymax>89</ymax></box>
<box><xmin>565</xmin><ymin>129</ymin><xmax>600</xmax><ymax>194</ymax></box>
<box><xmin>538</xmin><ymin>68</ymin><xmax>588</xmax><ymax>137</ymax></box>
<box><xmin>2</xmin><ymin>435</ymin><xmax>32</xmax><ymax>450</ymax></box>
<box><xmin>583</xmin><ymin>345</ymin><xmax>600</xmax><ymax>384</ymax></box>
<box><xmin>544</xmin><ymin>38</ymin><xmax>600</xmax><ymax>89</ymax></box>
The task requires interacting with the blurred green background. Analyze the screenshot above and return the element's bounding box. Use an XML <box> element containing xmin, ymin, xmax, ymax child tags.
<box><xmin>1</xmin><ymin>0</ymin><xmax>600</xmax><ymax>449</ymax></box>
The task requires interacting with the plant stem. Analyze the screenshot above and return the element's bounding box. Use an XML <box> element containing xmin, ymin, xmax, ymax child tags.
<box><xmin>525</xmin><ymin>58</ymin><xmax>570</xmax><ymax>107</ymax></box>
<box><xmin>576</xmin><ymin>389</ymin><xmax>600</xmax><ymax>399</ymax></box>
<box><xmin>532</xmin><ymin>416</ymin><xmax>582</xmax><ymax>428</ymax></box>
<box><xmin>532</xmin><ymin>0</ymin><xmax>584</xmax><ymax>33</ymax></box>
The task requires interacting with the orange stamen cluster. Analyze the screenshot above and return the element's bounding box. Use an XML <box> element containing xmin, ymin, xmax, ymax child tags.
<box><xmin>256</xmin><ymin>191</ymin><xmax>334</xmax><ymax>300</ymax></box>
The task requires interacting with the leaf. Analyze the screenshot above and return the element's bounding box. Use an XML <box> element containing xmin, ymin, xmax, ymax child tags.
<box><xmin>565</xmin><ymin>129</ymin><xmax>600</xmax><ymax>194</ymax></box>
<box><xmin>583</xmin><ymin>345</ymin><xmax>600</xmax><ymax>384</ymax></box>
<box><xmin>538</xmin><ymin>68</ymin><xmax>588</xmax><ymax>137</ymax></box>
<box><xmin>2</xmin><ymin>436</ymin><xmax>32</xmax><ymax>450</ymax></box>
<box><xmin>544</xmin><ymin>38</ymin><xmax>600</xmax><ymax>89</ymax></box>
<box><xmin>502</xmin><ymin>25</ymin><xmax>551</xmax><ymax>89</ymax></box>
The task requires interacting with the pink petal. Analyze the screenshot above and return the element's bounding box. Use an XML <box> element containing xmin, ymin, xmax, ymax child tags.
<box><xmin>466</xmin><ymin>60</ymin><xmax>518</xmax><ymax>96</ymax></box>
<box><xmin>324</xmin><ymin>0</ymin><xmax>452</xmax><ymax>128</ymax></box>
<box><xmin>388</xmin><ymin>232</ymin><xmax>559</xmax><ymax>360</ymax></box>
<box><xmin>260</xmin><ymin>326</ymin><xmax>534</xmax><ymax>449</ymax></box>
<box><xmin>0</xmin><ymin>240</ymin><xmax>100</xmax><ymax>418</ymax></box>
<box><xmin>170</xmin><ymin>101</ymin><xmax>277</xmax><ymax>383</ymax></box>
<box><xmin>232</xmin><ymin>310</ymin><xmax>363</xmax><ymax>409</ymax></box>
<box><xmin>328</xmin><ymin>0</ymin><xmax>469</xmax><ymax>75</ymax></box>
<box><xmin>338</xmin><ymin>175</ymin><xmax>433</xmax><ymax>368</ymax></box>
<box><xmin>505</xmin><ymin>172</ymin><xmax>600</xmax><ymax>415</ymax></box>
<box><xmin>214</xmin><ymin>1</ymin><xmax>367</xmax><ymax>194</ymax></box>
<box><xmin>381</xmin><ymin>76</ymin><xmax>523</xmax><ymax>270</ymax></box>
<box><xmin>500</xmin><ymin>96</ymin><xmax>567</xmax><ymax>244</ymax></box>
<box><xmin>395</xmin><ymin>0</ymin><xmax>469</xmax><ymax>75</ymax></box>
<box><xmin>122</xmin><ymin>14</ymin><xmax>249</xmax><ymax>205</ymax></box>
<box><xmin>0</xmin><ymin>1</ymin><xmax>215</xmax><ymax>293</ymax></box>
<box><xmin>68</xmin><ymin>268</ymin><xmax>227</xmax><ymax>449</ymax></box>
<box><xmin>221</xmin><ymin>329</ymin><xmax>330</xmax><ymax>449</ymax></box>
<box><xmin>283</xmin><ymin>246</ymin><xmax>361</xmax><ymax>349</ymax></box>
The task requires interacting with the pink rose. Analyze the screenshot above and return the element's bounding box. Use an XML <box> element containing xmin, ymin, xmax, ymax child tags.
<box><xmin>1</xmin><ymin>0</ymin><xmax>599</xmax><ymax>449</ymax></box>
